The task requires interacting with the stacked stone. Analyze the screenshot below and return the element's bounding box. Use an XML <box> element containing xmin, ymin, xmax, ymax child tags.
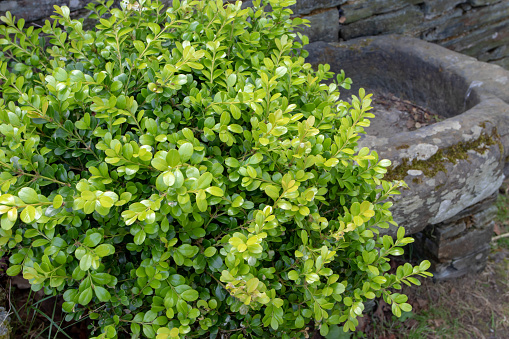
<box><xmin>414</xmin><ymin>194</ymin><xmax>497</xmax><ymax>280</ymax></box>
<box><xmin>0</xmin><ymin>0</ymin><xmax>94</xmax><ymax>22</ymax></box>
<box><xmin>336</xmin><ymin>0</ymin><xmax>509</xmax><ymax>69</ymax></box>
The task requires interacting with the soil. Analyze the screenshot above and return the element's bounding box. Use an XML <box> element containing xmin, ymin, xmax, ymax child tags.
<box><xmin>358</xmin><ymin>250</ymin><xmax>509</xmax><ymax>339</ymax></box>
<box><xmin>0</xmin><ymin>262</ymin><xmax>90</xmax><ymax>339</ymax></box>
<box><xmin>364</xmin><ymin>91</ymin><xmax>446</xmax><ymax>138</ymax></box>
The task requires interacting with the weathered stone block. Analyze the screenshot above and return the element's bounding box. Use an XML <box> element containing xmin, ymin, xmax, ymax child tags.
<box><xmin>340</xmin><ymin>5</ymin><xmax>423</xmax><ymax>40</ymax></box>
<box><xmin>419</xmin><ymin>0</ymin><xmax>464</xmax><ymax>19</ymax></box>
<box><xmin>340</xmin><ymin>0</ymin><xmax>418</xmax><ymax>24</ymax></box>
<box><xmin>289</xmin><ymin>0</ymin><xmax>345</xmax><ymax>16</ymax></box>
<box><xmin>471</xmin><ymin>205</ymin><xmax>498</xmax><ymax>228</ymax></box>
<box><xmin>421</xmin><ymin>1</ymin><xmax>509</xmax><ymax>43</ymax></box>
<box><xmin>431</xmin><ymin>245</ymin><xmax>490</xmax><ymax>280</ymax></box>
<box><xmin>468</xmin><ymin>0</ymin><xmax>503</xmax><ymax>6</ymax></box>
<box><xmin>439</xmin><ymin>194</ymin><xmax>497</xmax><ymax>225</ymax></box>
<box><xmin>0</xmin><ymin>0</ymin><xmax>95</xmax><ymax>22</ymax></box>
<box><xmin>494</xmin><ymin>56</ymin><xmax>509</xmax><ymax>69</ymax></box>
<box><xmin>426</xmin><ymin>221</ymin><xmax>494</xmax><ymax>261</ymax></box>
<box><xmin>479</xmin><ymin>43</ymin><xmax>509</xmax><ymax>63</ymax></box>
<box><xmin>299</xmin><ymin>8</ymin><xmax>339</xmax><ymax>42</ymax></box>
<box><xmin>439</xmin><ymin>18</ymin><xmax>509</xmax><ymax>56</ymax></box>
<box><xmin>433</xmin><ymin>221</ymin><xmax>467</xmax><ymax>242</ymax></box>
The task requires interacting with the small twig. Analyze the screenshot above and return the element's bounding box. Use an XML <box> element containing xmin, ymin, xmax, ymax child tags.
<box><xmin>492</xmin><ymin>232</ymin><xmax>509</xmax><ymax>242</ymax></box>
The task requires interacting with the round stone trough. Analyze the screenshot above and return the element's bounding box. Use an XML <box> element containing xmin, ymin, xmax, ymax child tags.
<box><xmin>306</xmin><ymin>35</ymin><xmax>509</xmax><ymax>280</ymax></box>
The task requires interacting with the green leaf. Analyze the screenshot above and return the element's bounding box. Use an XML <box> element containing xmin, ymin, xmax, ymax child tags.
<box><xmin>178</xmin><ymin>143</ymin><xmax>194</xmax><ymax>162</ymax></box>
<box><xmin>52</xmin><ymin>195</ymin><xmax>63</xmax><ymax>209</ymax></box>
<box><xmin>181</xmin><ymin>289</ymin><xmax>199</xmax><ymax>301</ymax></box>
<box><xmin>94</xmin><ymin>286</ymin><xmax>111</xmax><ymax>302</ymax></box>
<box><xmin>264</xmin><ymin>185</ymin><xmax>280</xmax><ymax>200</ymax></box>
<box><xmin>246</xmin><ymin>278</ymin><xmax>259</xmax><ymax>293</ymax></box>
<box><xmin>1</xmin><ymin>214</ymin><xmax>14</xmax><ymax>230</ymax></box>
<box><xmin>54</xmin><ymin>68</ymin><xmax>68</xmax><ymax>81</ymax></box>
<box><xmin>203</xmin><ymin>247</ymin><xmax>217</xmax><ymax>257</ymax></box>
<box><xmin>225</xmin><ymin>158</ymin><xmax>240</xmax><ymax>167</ymax></box>
<box><xmin>196</xmin><ymin>172</ymin><xmax>213</xmax><ymax>190</ymax></box>
<box><xmin>95</xmin><ymin>244</ymin><xmax>114</xmax><ymax>257</ymax></box>
<box><xmin>178</xmin><ymin>244</ymin><xmax>198</xmax><ymax>258</ymax></box>
<box><xmin>111</xmin><ymin>80</ymin><xmax>123</xmax><ymax>92</ymax></box>
<box><xmin>6</xmin><ymin>265</ymin><xmax>21</xmax><ymax>276</ymax></box>
<box><xmin>227</xmin><ymin>124</ymin><xmax>243</xmax><ymax>133</ymax></box>
<box><xmin>275</xmin><ymin>66</ymin><xmax>287</xmax><ymax>78</ymax></box>
<box><xmin>246</xmin><ymin>166</ymin><xmax>257</xmax><ymax>178</ymax></box>
<box><xmin>196</xmin><ymin>191</ymin><xmax>208</xmax><ymax>212</ymax></box>
<box><xmin>152</xmin><ymin>157</ymin><xmax>168</xmax><ymax>171</ymax></box>
<box><xmin>397</xmin><ymin>226</ymin><xmax>405</xmax><ymax>240</ymax></box>
<box><xmin>205</xmin><ymin>187</ymin><xmax>223</xmax><ymax>197</ymax></box>
<box><xmin>134</xmin><ymin>230</ymin><xmax>146</xmax><ymax>245</ymax></box>
<box><xmin>133</xmin><ymin>40</ymin><xmax>145</xmax><ymax>54</ymax></box>
<box><xmin>167</xmin><ymin>149</ymin><xmax>180</xmax><ymax>167</ymax></box>
<box><xmin>20</xmin><ymin>205</ymin><xmax>36</xmax><ymax>224</ymax></box>
<box><xmin>18</xmin><ymin>187</ymin><xmax>39</xmax><ymax>204</ymax></box>
<box><xmin>288</xmin><ymin>270</ymin><xmax>299</xmax><ymax>280</ymax></box>
<box><xmin>80</xmin><ymin>253</ymin><xmax>93</xmax><ymax>271</ymax></box>
<box><xmin>78</xmin><ymin>287</ymin><xmax>93</xmax><ymax>305</ymax></box>
<box><xmin>84</xmin><ymin>233</ymin><xmax>102</xmax><ymax>247</ymax></box>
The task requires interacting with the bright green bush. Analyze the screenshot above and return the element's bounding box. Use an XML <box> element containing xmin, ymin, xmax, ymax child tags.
<box><xmin>0</xmin><ymin>0</ymin><xmax>431</xmax><ymax>338</ymax></box>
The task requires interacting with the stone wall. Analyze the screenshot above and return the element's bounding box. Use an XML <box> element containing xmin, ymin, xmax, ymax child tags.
<box><xmin>1</xmin><ymin>0</ymin><xmax>508</xmax><ymax>68</ymax></box>
<box><xmin>298</xmin><ymin>0</ymin><xmax>509</xmax><ymax>69</ymax></box>
<box><xmin>0</xmin><ymin>0</ymin><xmax>94</xmax><ymax>22</ymax></box>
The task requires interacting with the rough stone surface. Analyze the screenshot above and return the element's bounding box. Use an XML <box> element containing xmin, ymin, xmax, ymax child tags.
<box><xmin>340</xmin><ymin>4</ymin><xmax>424</xmax><ymax>40</ymax></box>
<box><xmin>413</xmin><ymin>195</ymin><xmax>497</xmax><ymax>280</ymax></box>
<box><xmin>289</xmin><ymin>0</ymin><xmax>345</xmax><ymax>16</ymax></box>
<box><xmin>336</xmin><ymin>0</ymin><xmax>509</xmax><ymax>68</ymax></box>
<box><xmin>0</xmin><ymin>0</ymin><xmax>95</xmax><ymax>22</ymax></box>
<box><xmin>340</xmin><ymin>0</ymin><xmax>421</xmax><ymax>24</ymax></box>
<box><xmin>422</xmin><ymin>221</ymin><xmax>494</xmax><ymax>261</ymax></box>
<box><xmin>298</xmin><ymin>8</ymin><xmax>339</xmax><ymax>42</ymax></box>
<box><xmin>431</xmin><ymin>245</ymin><xmax>491</xmax><ymax>280</ymax></box>
<box><xmin>0</xmin><ymin>307</ymin><xmax>9</xmax><ymax>339</ymax></box>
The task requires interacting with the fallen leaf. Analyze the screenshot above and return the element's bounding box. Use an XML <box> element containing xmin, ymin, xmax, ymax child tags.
<box><xmin>417</xmin><ymin>298</ymin><xmax>428</xmax><ymax>309</ymax></box>
<box><xmin>494</xmin><ymin>223</ymin><xmax>502</xmax><ymax>235</ymax></box>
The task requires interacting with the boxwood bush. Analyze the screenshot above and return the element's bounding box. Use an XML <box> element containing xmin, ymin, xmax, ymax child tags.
<box><xmin>0</xmin><ymin>0</ymin><xmax>431</xmax><ymax>338</ymax></box>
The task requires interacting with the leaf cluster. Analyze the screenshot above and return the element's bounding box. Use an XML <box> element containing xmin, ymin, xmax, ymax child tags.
<box><xmin>0</xmin><ymin>0</ymin><xmax>431</xmax><ymax>338</ymax></box>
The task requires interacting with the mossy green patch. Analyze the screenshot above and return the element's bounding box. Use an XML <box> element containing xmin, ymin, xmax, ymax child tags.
<box><xmin>386</xmin><ymin>132</ymin><xmax>499</xmax><ymax>181</ymax></box>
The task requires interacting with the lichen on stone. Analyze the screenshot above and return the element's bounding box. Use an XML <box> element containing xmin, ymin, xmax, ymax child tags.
<box><xmin>0</xmin><ymin>307</ymin><xmax>10</xmax><ymax>339</ymax></box>
<box><xmin>386</xmin><ymin>132</ymin><xmax>499</xmax><ymax>181</ymax></box>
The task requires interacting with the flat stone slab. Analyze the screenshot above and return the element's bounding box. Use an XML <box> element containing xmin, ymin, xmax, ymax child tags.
<box><xmin>305</xmin><ymin>36</ymin><xmax>509</xmax><ymax>235</ymax></box>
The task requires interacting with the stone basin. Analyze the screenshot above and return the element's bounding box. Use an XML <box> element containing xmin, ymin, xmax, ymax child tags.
<box><xmin>306</xmin><ymin>35</ymin><xmax>509</xmax><ymax>279</ymax></box>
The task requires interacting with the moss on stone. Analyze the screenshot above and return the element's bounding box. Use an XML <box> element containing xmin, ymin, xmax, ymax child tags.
<box><xmin>412</xmin><ymin>177</ymin><xmax>423</xmax><ymax>184</ymax></box>
<box><xmin>396</xmin><ymin>144</ymin><xmax>410</xmax><ymax>150</ymax></box>
<box><xmin>386</xmin><ymin>132</ymin><xmax>499</xmax><ymax>181</ymax></box>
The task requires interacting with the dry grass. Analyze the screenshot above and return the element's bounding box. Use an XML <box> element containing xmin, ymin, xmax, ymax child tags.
<box><xmin>351</xmin><ymin>182</ymin><xmax>509</xmax><ymax>339</ymax></box>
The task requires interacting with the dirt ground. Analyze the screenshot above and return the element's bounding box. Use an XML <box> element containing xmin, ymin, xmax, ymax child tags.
<box><xmin>364</xmin><ymin>91</ymin><xmax>445</xmax><ymax>138</ymax></box>
<box><xmin>355</xmin><ymin>181</ymin><xmax>509</xmax><ymax>339</ymax></box>
<box><xmin>357</xmin><ymin>249</ymin><xmax>509</xmax><ymax>339</ymax></box>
